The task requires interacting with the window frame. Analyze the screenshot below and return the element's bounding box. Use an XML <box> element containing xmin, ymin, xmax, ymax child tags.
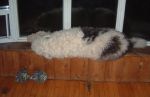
<box><xmin>0</xmin><ymin>0</ymin><xmax>149</xmax><ymax>46</ymax></box>
<box><xmin>0</xmin><ymin>6</ymin><xmax>10</xmax><ymax>38</ymax></box>
<box><xmin>115</xmin><ymin>0</ymin><xmax>126</xmax><ymax>32</ymax></box>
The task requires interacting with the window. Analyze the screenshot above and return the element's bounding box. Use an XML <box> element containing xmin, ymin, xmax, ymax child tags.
<box><xmin>123</xmin><ymin>0</ymin><xmax>150</xmax><ymax>41</ymax></box>
<box><xmin>17</xmin><ymin>0</ymin><xmax>62</xmax><ymax>36</ymax></box>
<box><xmin>71</xmin><ymin>0</ymin><xmax>118</xmax><ymax>28</ymax></box>
<box><xmin>0</xmin><ymin>0</ymin><xmax>8</xmax><ymax>6</ymax></box>
<box><xmin>0</xmin><ymin>0</ymin><xmax>9</xmax><ymax>38</ymax></box>
<box><xmin>0</xmin><ymin>0</ymin><xmax>149</xmax><ymax>46</ymax></box>
<box><xmin>0</xmin><ymin>15</ymin><xmax>9</xmax><ymax>37</ymax></box>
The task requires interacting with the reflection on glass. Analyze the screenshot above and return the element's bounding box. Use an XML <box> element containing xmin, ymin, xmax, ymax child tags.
<box><xmin>72</xmin><ymin>0</ymin><xmax>118</xmax><ymax>28</ymax></box>
<box><xmin>18</xmin><ymin>0</ymin><xmax>62</xmax><ymax>36</ymax></box>
<box><xmin>123</xmin><ymin>0</ymin><xmax>150</xmax><ymax>40</ymax></box>
<box><xmin>0</xmin><ymin>15</ymin><xmax>7</xmax><ymax>37</ymax></box>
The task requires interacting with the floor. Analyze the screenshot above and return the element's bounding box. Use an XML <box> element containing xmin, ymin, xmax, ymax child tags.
<box><xmin>0</xmin><ymin>77</ymin><xmax>150</xmax><ymax>97</ymax></box>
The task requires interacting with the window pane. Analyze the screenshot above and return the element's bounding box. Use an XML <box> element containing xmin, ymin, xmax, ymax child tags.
<box><xmin>0</xmin><ymin>15</ymin><xmax>7</xmax><ymax>37</ymax></box>
<box><xmin>17</xmin><ymin>0</ymin><xmax>62</xmax><ymax>36</ymax></box>
<box><xmin>0</xmin><ymin>0</ymin><xmax>8</xmax><ymax>6</ymax></box>
<box><xmin>123</xmin><ymin>0</ymin><xmax>150</xmax><ymax>41</ymax></box>
<box><xmin>72</xmin><ymin>0</ymin><xmax>118</xmax><ymax>28</ymax></box>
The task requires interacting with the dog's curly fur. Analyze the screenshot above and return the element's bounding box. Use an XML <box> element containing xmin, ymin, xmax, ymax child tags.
<box><xmin>28</xmin><ymin>27</ymin><xmax>130</xmax><ymax>60</ymax></box>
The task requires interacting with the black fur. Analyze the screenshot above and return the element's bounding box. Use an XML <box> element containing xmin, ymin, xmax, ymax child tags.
<box><xmin>101</xmin><ymin>36</ymin><xmax>121</xmax><ymax>58</ymax></box>
<box><xmin>81</xmin><ymin>27</ymin><xmax>110</xmax><ymax>43</ymax></box>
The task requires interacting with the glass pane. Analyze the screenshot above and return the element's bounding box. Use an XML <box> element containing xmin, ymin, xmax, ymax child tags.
<box><xmin>17</xmin><ymin>0</ymin><xmax>62</xmax><ymax>36</ymax></box>
<box><xmin>0</xmin><ymin>15</ymin><xmax>7</xmax><ymax>37</ymax></box>
<box><xmin>72</xmin><ymin>0</ymin><xmax>118</xmax><ymax>28</ymax></box>
<box><xmin>0</xmin><ymin>0</ymin><xmax>8</xmax><ymax>6</ymax></box>
<box><xmin>123</xmin><ymin>0</ymin><xmax>150</xmax><ymax>41</ymax></box>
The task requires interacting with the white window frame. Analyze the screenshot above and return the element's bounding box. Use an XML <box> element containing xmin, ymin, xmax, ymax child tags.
<box><xmin>0</xmin><ymin>6</ymin><xmax>9</xmax><ymax>38</ymax></box>
<box><xmin>0</xmin><ymin>0</ymin><xmax>149</xmax><ymax>46</ymax></box>
<box><xmin>115</xmin><ymin>0</ymin><xmax>126</xmax><ymax>32</ymax></box>
<box><xmin>0</xmin><ymin>0</ymin><xmax>20</xmax><ymax>43</ymax></box>
<box><xmin>63</xmin><ymin>0</ymin><xmax>72</xmax><ymax>29</ymax></box>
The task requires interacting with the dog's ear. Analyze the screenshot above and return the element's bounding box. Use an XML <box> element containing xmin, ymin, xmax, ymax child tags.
<box><xmin>81</xmin><ymin>27</ymin><xmax>111</xmax><ymax>43</ymax></box>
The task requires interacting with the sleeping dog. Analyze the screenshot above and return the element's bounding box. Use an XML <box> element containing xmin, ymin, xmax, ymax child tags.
<box><xmin>28</xmin><ymin>27</ymin><xmax>146</xmax><ymax>60</ymax></box>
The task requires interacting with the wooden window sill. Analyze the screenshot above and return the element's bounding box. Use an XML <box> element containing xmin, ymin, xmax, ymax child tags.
<box><xmin>0</xmin><ymin>42</ymin><xmax>149</xmax><ymax>56</ymax></box>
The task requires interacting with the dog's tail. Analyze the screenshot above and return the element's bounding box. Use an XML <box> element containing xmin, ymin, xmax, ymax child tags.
<box><xmin>129</xmin><ymin>37</ymin><xmax>147</xmax><ymax>48</ymax></box>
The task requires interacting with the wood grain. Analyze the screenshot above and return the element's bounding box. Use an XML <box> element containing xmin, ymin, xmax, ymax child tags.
<box><xmin>54</xmin><ymin>58</ymin><xmax>70</xmax><ymax>80</ymax></box>
<box><xmin>0</xmin><ymin>78</ymin><xmax>150</xmax><ymax>97</ymax></box>
<box><xmin>2</xmin><ymin>51</ymin><xmax>20</xmax><ymax>76</ymax></box>
<box><xmin>44</xmin><ymin>59</ymin><xmax>55</xmax><ymax>79</ymax></box>
<box><xmin>88</xmin><ymin>59</ymin><xmax>106</xmax><ymax>81</ymax></box>
<box><xmin>70</xmin><ymin>58</ymin><xmax>88</xmax><ymax>80</ymax></box>
<box><xmin>0</xmin><ymin>43</ymin><xmax>150</xmax><ymax>82</ymax></box>
<box><xmin>138</xmin><ymin>56</ymin><xmax>150</xmax><ymax>81</ymax></box>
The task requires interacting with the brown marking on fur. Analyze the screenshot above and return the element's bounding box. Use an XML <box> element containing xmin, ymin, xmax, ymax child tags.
<box><xmin>101</xmin><ymin>36</ymin><xmax>121</xmax><ymax>57</ymax></box>
<box><xmin>81</xmin><ymin>27</ymin><xmax>110</xmax><ymax>43</ymax></box>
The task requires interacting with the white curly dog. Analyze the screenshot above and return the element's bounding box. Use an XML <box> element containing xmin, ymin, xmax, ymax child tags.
<box><xmin>28</xmin><ymin>27</ymin><xmax>146</xmax><ymax>60</ymax></box>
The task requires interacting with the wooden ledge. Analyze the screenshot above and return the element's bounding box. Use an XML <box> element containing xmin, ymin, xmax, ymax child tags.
<box><xmin>0</xmin><ymin>42</ymin><xmax>150</xmax><ymax>82</ymax></box>
<box><xmin>1</xmin><ymin>77</ymin><xmax>150</xmax><ymax>97</ymax></box>
<box><xmin>0</xmin><ymin>42</ymin><xmax>31</xmax><ymax>51</ymax></box>
<box><xmin>0</xmin><ymin>42</ymin><xmax>150</xmax><ymax>56</ymax></box>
